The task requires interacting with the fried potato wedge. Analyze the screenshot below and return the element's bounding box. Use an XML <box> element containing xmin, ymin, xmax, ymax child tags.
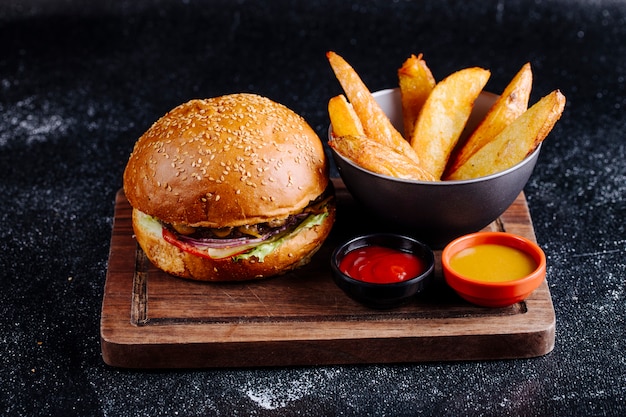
<box><xmin>326</xmin><ymin>51</ymin><xmax>423</xmax><ymax>166</ymax></box>
<box><xmin>410</xmin><ymin>67</ymin><xmax>490</xmax><ymax>179</ymax></box>
<box><xmin>398</xmin><ymin>53</ymin><xmax>436</xmax><ymax>140</ymax></box>
<box><xmin>328</xmin><ymin>94</ymin><xmax>365</xmax><ymax>138</ymax></box>
<box><xmin>329</xmin><ymin>135</ymin><xmax>436</xmax><ymax>181</ymax></box>
<box><xmin>444</xmin><ymin>62</ymin><xmax>533</xmax><ymax>179</ymax></box>
<box><xmin>446</xmin><ymin>90</ymin><xmax>566</xmax><ymax>180</ymax></box>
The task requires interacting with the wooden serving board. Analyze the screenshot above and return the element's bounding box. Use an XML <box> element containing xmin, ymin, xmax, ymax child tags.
<box><xmin>101</xmin><ymin>178</ymin><xmax>555</xmax><ymax>368</ymax></box>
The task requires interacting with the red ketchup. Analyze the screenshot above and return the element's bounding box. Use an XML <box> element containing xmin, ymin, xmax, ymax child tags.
<box><xmin>339</xmin><ymin>245</ymin><xmax>425</xmax><ymax>284</ymax></box>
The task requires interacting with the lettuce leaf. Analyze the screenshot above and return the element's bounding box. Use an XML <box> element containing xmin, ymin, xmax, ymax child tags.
<box><xmin>233</xmin><ymin>212</ymin><xmax>328</xmax><ymax>262</ymax></box>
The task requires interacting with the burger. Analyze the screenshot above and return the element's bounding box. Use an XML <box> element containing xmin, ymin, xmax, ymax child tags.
<box><xmin>123</xmin><ymin>93</ymin><xmax>336</xmax><ymax>281</ymax></box>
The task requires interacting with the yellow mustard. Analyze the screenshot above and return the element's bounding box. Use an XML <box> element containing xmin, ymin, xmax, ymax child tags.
<box><xmin>449</xmin><ymin>243</ymin><xmax>537</xmax><ymax>282</ymax></box>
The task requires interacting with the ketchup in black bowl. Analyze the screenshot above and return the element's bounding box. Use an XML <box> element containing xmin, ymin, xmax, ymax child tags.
<box><xmin>331</xmin><ymin>234</ymin><xmax>435</xmax><ymax>309</ymax></box>
<box><xmin>339</xmin><ymin>245</ymin><xmax>427</xmax><ymax>284</ymax></box>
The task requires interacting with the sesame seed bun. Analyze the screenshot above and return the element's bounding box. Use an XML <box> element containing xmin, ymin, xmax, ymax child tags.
<box><xmin>124</xmin><ymin>94</ymin><xmax>329</xmax><ymax>227</ymax></box>
<box><xmin>123</xmin><ymin>94</ymin><xmax>335</xmax><ymax>281</ymax></box>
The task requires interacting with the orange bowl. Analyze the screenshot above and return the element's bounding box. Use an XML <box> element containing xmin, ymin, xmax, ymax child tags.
<box><xmin>441</xmin><ymin>232</ymin><xmax>546</xmax><ymax>307</ymax></box>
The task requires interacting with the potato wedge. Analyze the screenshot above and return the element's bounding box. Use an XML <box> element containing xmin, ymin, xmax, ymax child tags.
<box><xmin>410</xmin><ymin>67</ymin><xmax>490</xmax><ymax>179</ymax></box>
<box><xmin>444</xmin><ymin>62</ymin><xmax>533</xmax><ymax>179</ymax></box>
<box><xmin>326</xmin><ymin>51</ymin><xmax>423</xmax><ymax>166</ymax></box>
<box><xmin>446</xmin><ymin>90</ymin><xmax>566</xmax><ymax>180</ymax></box>
<box><xmin>398</xmin><ymin>53</ymin><xmax>436</xmax><ymax>141</ymax></box>
<box><xmin>328</xmin><ymin>94</ymin><xmax>365</xmax><ymax>138</ymax></box>
<box><xmin>329</xmin><ymin>135</ymin><xmax>436</xmax><ymax>181</ymax></box>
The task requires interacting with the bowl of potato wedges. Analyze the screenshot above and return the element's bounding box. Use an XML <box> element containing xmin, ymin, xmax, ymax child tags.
<box><xmin>326</xmin><ymin>51</ymin><xmax>566</xmax><ymax>246</ymax></box>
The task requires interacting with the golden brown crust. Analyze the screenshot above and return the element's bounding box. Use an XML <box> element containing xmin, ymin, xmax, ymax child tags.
<box><xmin>123</xmin><ymin>94</ymin><xmax>329</xmax><ymax>227</ymax></box>
<box><xmin>131</xmin><ymin>202</ymin><xmax>336</xmax><ymax>282</ymax></box>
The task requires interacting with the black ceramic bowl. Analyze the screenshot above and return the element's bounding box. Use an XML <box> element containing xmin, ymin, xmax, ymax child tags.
<box><xmin>330</xmin><ymin>234</ymin><xmax>435</xmax><ymax>309</ymax></box>
<box><xmin>330</xmin><ymin>88</ymin><xmax>542</xmax><ymax>247</ymax></box>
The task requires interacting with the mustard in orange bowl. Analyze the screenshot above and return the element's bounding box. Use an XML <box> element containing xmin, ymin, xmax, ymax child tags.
<box><xmin>441</xmin><ymin>232</ymin><xmax>546</xmax><ymax>307</ymax></box>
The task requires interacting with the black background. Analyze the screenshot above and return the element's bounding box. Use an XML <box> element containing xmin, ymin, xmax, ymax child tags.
<box><xmin>1</xmin><ymin>0</ymin><xmax>625</xmax><ymax>415</ymax></box>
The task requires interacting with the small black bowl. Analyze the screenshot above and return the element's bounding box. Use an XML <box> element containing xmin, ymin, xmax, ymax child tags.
<box><xmin>330</xmin><ymin>234</ymin><xmax>435</xmax><ymax>309</ymax></box>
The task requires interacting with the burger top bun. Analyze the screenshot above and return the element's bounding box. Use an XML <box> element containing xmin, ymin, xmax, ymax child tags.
<box><xmin>123</xmin><ymin>94</ymin><xmax>329</xmax><ymax>227</ymax></box>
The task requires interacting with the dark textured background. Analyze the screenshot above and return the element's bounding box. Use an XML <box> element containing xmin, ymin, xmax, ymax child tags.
<box><xmin>1</xmin><ymin>0</ymin><xmax>625</xmax><ymax>415</ymax></box>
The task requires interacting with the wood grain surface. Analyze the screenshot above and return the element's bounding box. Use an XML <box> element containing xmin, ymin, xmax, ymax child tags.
<box><xmin>101</xmin><ymin>178</ymin><xmax>555</xmax><ymax>368</ymax></box>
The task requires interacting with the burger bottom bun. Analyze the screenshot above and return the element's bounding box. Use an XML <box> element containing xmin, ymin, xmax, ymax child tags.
<box><xmin>131</xmin><ymin>205</ymin><xmax>336</xmax><ymax>282</ymax></box>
